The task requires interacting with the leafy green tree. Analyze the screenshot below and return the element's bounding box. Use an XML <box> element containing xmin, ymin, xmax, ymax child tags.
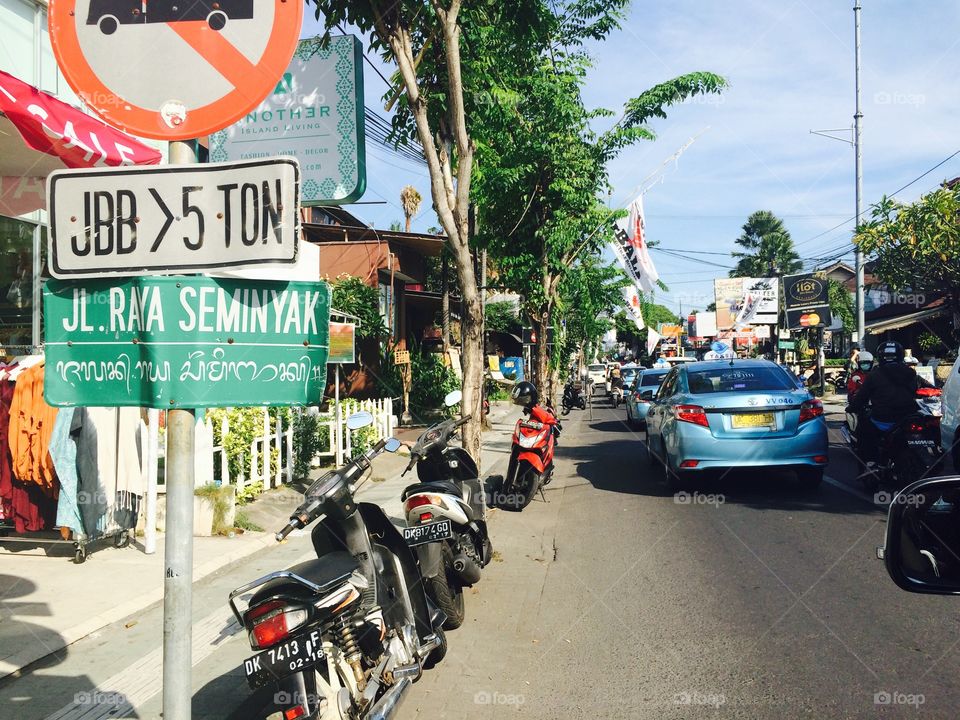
<box><xmin>854</xmin><ymin>187</ymin><xmax>960</xmax><ymax>322</ymax></box>
<box><xmin>475</xmin><ymin>41</ymin><xmax>725</xmax><ymax>395</ymax></box>
<box><xmin>730</xmin><ymin>210</ymin><xmax>802</xmax><ymax>278</ymax></box>
<box><xmin>827</xmin><ymin>278</ymin><xmax>855</xmax><ymax>333</ymax></box>
<box><xmin>305</xmin><ymin>0</ymin><xmax>553</xmax><ymax>458</ymax></box>
<box><xmin>485</xmin><ymin>301</ymin><xmax>521</xmax><ymax>335</ymax></box>
<box><xmin>329</xmin><ymin>275</ymin><xmax>388</xmax><ymax>340</ymax></box>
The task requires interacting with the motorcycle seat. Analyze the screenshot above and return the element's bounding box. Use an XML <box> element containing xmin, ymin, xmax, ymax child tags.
<box><xmin>249</xmin><ymin>552</ymin><xmax>360</xmax><ymax>605</ymax></box>
<box><xmin>401</xmin><ymin>480</ymin><xmax>462</xmax><ymax>501</ymax></box>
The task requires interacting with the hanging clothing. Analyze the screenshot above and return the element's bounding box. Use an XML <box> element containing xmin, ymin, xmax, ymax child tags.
<box><xmin>51</xmin><ymin>407</ymin><xmax>83</xmax><ymax>537</ymax></box>
<box><xmin>9</xmin><ymin>479</ymin><xmax>56</xmax><ymax>533</ymax></box>
<box><xmin>0</xmin><ymin>378</ymin><xmax>15</xmax><ymax>524</ymax></box>
<box><xmin>8</xmin><ymin>363</ymin><xmax>58</xmax><ymax>488</ymax></box>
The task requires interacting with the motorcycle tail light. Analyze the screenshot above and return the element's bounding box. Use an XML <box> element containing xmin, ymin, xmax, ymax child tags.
<box><xmin>284</xmin><ymin>707</ymin><xmax>307</xmax><ymax>720</ymax></box>
<box><xmin>247</xmin><ymin>601</ymin><xmax>308</xmax><ymax>650</ymax></box>
<box><xmin>799</xmin><ymin>399</ymin><xmax>824</xmax><ymax>423</ymax></box>
<box><xmin>675</xmin><ymin>405</ymin><xmax>709</xmax><ymax>428</ymax></box>
<box><xmin>419</xmin><ymin>512</ymin><xmax>433</xmax><ymax>523</ymax></box>
<box><xmin>917</xmin><ymin>387</ymin><xmax>942</xmax><ymax>397</ymax></box>
<box><xmin>405</xmin><ymin>494</ymin><xmax>445</xmax><ymax>513</ymax></box>
<box><xmin>908</xmin><ymin>421</ymin><xmax>926</xmax><ymax>433</ymax></box>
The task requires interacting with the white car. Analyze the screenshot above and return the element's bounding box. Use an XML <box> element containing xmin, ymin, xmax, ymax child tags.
<box><xmin>585</xmin><ymin>363</ymin><xmax>607</xmax><ymax>394</ymax></box>
<box><xmin>941</xmin><ymin>357</ymin><xmax>960</xmax><ymax>470</ymax></box>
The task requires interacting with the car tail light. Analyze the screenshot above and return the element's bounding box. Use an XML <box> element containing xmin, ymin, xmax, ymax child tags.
<box><xmin>799</xmin><ymin>399</ymin><xmax>824</xmax><ymax>423</ymax></box>
<box><xmin>675</xmin><ymin>405</ymin><xmax>709</xmax><ymax>428</ymax></box>
<box><xmin>247</xmin><ymin>601</ymin><xmax>308</xmax><ymax>650</ymax></box>
<box><xmin>917</xmin><ymin>387</ymin><xmax>942</xmax><ymax>397</ymax></box>
<box><xmin>813</xmin><ymin>455</ymin><xmax>828</xmax><ymax>464</ymax></box>
<box><xmin>679</xmin><ymin>459</ymin><xmax>700</xmax><ymax>468</ymax></box>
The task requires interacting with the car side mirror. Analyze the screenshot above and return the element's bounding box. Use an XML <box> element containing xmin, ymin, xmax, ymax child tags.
<box><xmin>883</xmin><ymin>476</ymin><xmax>960</xmax><ymax>595</ymax></box>
<box><xmin>640</xmin><ymin>390</ymin><xmax>655</xmax><ymax>401</ymax></box>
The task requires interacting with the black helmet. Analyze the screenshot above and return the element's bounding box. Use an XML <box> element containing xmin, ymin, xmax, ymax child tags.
<box><xmin>877</xmin><ymin>341</ymin><xmax>905</xmax><ymax>365</ymax></box>
<box><xmin>511</xmin><ymin>381</ymin><xmax>538</xmax><ymax>408</ymax></box>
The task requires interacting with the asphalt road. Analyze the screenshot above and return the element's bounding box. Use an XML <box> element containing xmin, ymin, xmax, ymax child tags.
<box><xmin>400</xmin><ymin>396</ymin><xmax>960</xmax><ymax>720</ymax></box>
<box><xmin>3</xmin><ymin>396</ymin><xmax>960</xmax><ymax>719</ymax></box>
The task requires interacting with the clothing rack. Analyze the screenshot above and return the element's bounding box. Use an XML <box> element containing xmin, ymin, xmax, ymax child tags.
<box><xmin>0</xmin><ymin>359</ymin><xmax>140</xmax><ymax>563</ymax></box>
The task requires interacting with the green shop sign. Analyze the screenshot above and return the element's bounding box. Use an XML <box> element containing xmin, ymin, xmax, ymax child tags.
<box><xmin>209</xmin><ymin>35</ymin><xmax>366</xmax><ymax>206</ymax></box>
<box><xmin>44</xmin><ymin>277</ymin><xmax>331</xmax><ymax>409</ymax></box>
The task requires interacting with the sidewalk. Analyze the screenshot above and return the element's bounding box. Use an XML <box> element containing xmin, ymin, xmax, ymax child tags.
<box><xmin>0</xmin><ymin>402</ymin><xmax>518</xmax><ymax>680</ymax></box>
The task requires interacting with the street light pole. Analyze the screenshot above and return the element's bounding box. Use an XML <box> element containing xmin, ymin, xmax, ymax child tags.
<box><xmin>854</xmin><ymin>0</ymin><xmax>866</xmax><ymax>344</ymax></box>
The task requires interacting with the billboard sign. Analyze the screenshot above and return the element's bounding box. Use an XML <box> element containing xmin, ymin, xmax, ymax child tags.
<box><xmin>783</xmin><ymin>273</ymin><xmax>832</xmax><ymax>330</ymax></box>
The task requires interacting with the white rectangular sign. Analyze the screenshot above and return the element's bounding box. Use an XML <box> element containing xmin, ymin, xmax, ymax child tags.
<box><xmin>48</xmin><ymin>157</ymin><xmax>300</xmax><ymax>279</ymax></box>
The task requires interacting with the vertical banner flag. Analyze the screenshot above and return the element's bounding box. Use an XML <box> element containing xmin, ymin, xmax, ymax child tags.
<box><xmin>611</xmin><ymin>195</ymin><xmax>660</xmax><ymax>292</ymax></box>
<box><xmin>647</xmin><ymin>327</ymin><xmax>662</xmax><ymax>356</ymax></box>
<box><xmin>623</xmin><ymin>285</ymin><xmax>645</xmax><ymax>330</ymax></box>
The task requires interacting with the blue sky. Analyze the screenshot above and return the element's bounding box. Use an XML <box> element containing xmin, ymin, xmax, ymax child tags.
<box><xmin>303</xmin><ymin>1</ymin><xmax>960</xmax><ymax>315</ymax></box>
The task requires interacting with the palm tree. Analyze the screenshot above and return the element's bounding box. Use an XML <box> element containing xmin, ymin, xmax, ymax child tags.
<box><xmin>400</xmin><ymin>185</ymin><xmax>422</xmax><ymax>233</ymax></box>
<box><xmin>730</xmin><ymin>210</ymin><xmax>802</xmax><ymax>277</ymax></box>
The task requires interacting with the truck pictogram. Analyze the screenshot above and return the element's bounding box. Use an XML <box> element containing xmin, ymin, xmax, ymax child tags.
<box><xmin>87</xmin><ymin>1</ymin><xmax>255</xmax><ymax>35</ymax></box>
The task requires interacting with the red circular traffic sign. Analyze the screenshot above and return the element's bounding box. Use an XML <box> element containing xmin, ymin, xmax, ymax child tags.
<box><xmin>49</xmin><ymin>0</ymin><xmax>302</xmax><ymax>141</ymax></box>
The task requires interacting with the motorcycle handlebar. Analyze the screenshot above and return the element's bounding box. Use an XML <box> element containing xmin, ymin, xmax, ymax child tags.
<box><xmin>401</xmin><ymin>453</ymin><xmax>418</xmax><ymax>476</ymax></box>
<box><xmin>275</xmin><ymin>516</ymin><xmax>303</xmax><ymax>542</ymax></box>
<box><xmin>454</xmin><ymin>415</ymin><xmax>472</xmax><ymax>428</ymax></box>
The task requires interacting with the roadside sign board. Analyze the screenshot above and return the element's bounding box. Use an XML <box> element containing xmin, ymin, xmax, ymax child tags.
<box><xmin>48</xmin><ymin>158</ymin><xmax>300</xmax><ymax>279</ymax></box>
<box><xmin>210</xmin><ymin>35</ymin><xmax>367</xmax><ymax>206</ymax></box>
<box><xmin>44</xmin><ymin>277</ymin><xmax>331</xmax><ymax>408</ymax></box>
<box><xmin>328</xmin><ymin>322</ymin><xmax>356</xmax><ymax>364</ymax></box>
<box><xmin>48</xmin><ymin>0</ymin><xmax>303</xmax><ymax>140</ymax></box>
<box><xmin>783</xmin><ymin>273</ymin><xmax>832</xmax><ymax>330</ymax></box>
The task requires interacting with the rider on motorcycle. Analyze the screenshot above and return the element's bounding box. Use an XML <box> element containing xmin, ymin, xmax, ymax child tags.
<box><xmin>848</xmin><ymin>341</ymin><xmax>932</xmax><ymax>467</ymax></box>
<box><xmin>846</xmin><ymin>350</ymin><xmax>874</xmax><ymax>402</ymax></box>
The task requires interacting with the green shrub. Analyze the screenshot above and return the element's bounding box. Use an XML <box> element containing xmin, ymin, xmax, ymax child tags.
<box><xmin>235</xmin><ymin>510</ymin><xmax>264</xmax><ymax>532</ymax></box>
<box><xmin>236</xmin><ymin>481</ymin><xmax>264</xmax><ymax>506</ymax></box>
<box><xmin>194</xmin><ymin>484</ymin><xmax>233</xmax><ymax>534</ymax></box>
<box><xmin>292</xmin><ymin>411</ymin><xmax>331</xmax><ymax>480</ymax></box>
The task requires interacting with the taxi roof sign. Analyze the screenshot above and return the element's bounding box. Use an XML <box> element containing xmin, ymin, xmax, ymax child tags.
<box><xmin>48</xmin><ymin>0</ymin><xmax>303</xmax><ymax>140</ymax></box>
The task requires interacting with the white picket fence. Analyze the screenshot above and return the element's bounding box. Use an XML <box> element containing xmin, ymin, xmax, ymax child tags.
<box><xmin>155</xmin><ymin>398</ymin><xmax>397</xmax><ymax>495</ymax></box>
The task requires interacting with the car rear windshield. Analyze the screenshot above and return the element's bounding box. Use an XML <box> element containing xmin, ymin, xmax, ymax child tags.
<box><xmin>640</xmin><ymin>372</ymin><xmax>668</xmax><ymax>386</ymax></box>
<box><xmin>588</xmin><ymin>365</ymin><xmax>606</xmax><ymax>372</ymax></box>
<box><xmin>686</xmin><ymin>366</ymin><xmax>796</xmax><ymax>394</ymax></box>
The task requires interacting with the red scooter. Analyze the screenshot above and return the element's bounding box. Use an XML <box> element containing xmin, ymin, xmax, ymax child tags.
<box><xmin>499</xmin><ymin>382</ymin><xmax>561</xmax><ymax>510</ymax></box>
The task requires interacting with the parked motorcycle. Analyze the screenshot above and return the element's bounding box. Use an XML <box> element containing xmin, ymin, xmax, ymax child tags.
<box><xmin>500</xmin><ymin>402</ymin><xmax>561</xmax><ymax>511</ymax></box>
<box><xmin>841</xmin><ymin>387</ymin><xmax>944</xmax><ymax>493</ymax></box>
<box><xmin>400</xmin><ymin>391</ymin><xmax>493</xmax><ymax>631</ymax></box>
<box><xmin>561</xmin><ymin>381</ymin><xmax>586</xmax><ymax>415</ymax></box>
<box><xmin>228</xmin><ymin>412</ymin><xmax>446</xmax><ymax>720</ymax></box>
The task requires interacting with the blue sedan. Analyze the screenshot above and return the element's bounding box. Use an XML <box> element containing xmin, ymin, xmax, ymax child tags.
<box><xmin>644</xmin><ymin>359</ymin><xmax>829</xmax><ymax>488</ymax></box>
<box><xmin>626</xmin><ymin>368</ymin><xmax>670</xmax><ymax>429</ymax></box>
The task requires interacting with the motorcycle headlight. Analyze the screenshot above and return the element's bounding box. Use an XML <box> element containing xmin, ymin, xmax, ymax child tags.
<box><xmin>518</xmin><ymin>430</ymin><xmax>547</xmax><ymax>448</ymax></box>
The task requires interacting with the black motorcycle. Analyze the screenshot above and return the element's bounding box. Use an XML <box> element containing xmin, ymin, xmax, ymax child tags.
<box><xmin>843</xmin><ymin>390</ymin><xmax>944</xmax><ymax>493</ymax></box>
<box><xmin>228</xmin><ymin>412</ymin><xmax>446</xmax><ymax>720</ymax></box>
<box><xmin>400</xmin><ymin>391</ymin><xmax>493</xmax><ymax>630</ymax></box>
<box><xmin>561</xmin><ymin>381</ymin><xmax>586</xmax><ymax>415</ymax></box>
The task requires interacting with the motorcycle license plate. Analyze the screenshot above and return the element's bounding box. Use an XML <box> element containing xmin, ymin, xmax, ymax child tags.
<box><xmin>403</xmin><ymin>519</ymin><xmax>453</xmax><ymax>546</ymax></box>
<box><xmin>243</xmin><ymin>629</ymin><xmax>325</xmax><ymax>690</ymax></box>
<box><xmin>907</xmin><ymin>439</ymin><xmax>936</xmax><ymax>447</ymax></box>
<box><xmin>731</xmin><ymin>413</ymin><xmax>774</xmax><ymax>429</ymax></box>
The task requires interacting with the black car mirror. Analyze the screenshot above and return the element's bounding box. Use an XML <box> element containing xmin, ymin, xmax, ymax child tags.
<box><xmin>640</xmin><ymin>389</ymin><xmax>655</xmax><ymax>401</ymax></box>
<box><xmin>883</xmin><ymin>476</ymin><xmax>960</xmax><ymax>595</ymax></box>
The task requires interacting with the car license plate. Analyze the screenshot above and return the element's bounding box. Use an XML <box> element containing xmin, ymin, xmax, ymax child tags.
<box><xmin>731</xmin><ymin>412</ymin><xmax>775</xmax><ymax>429</ymax></box>
<box><xmin>244</xmin><ymin>629</ymin><xmax>325</xmax><ymax>690</ymax></box>
<box><xmin>403</xmin><ymin>519</ymin><xmax>453</xmax><ymax>546</ymax></box>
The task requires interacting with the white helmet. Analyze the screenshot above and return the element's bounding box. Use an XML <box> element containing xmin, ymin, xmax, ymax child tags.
<box><xmin>857</xmin><ymin>351</ymin><xmax>874</xmax><ymax>371</ymax></box>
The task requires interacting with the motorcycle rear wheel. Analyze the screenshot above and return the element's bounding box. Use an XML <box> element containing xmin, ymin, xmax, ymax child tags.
<box><xmin>426</xmin><ymin>544</ymin><xmax>465</xmax><ymax>630</ymax></box>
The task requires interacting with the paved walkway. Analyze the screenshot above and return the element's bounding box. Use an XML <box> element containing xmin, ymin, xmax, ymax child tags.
<box><xmin>0</xmin><ymin>402</ymin><xmax>518</xmax><ymax>680</ymax></box>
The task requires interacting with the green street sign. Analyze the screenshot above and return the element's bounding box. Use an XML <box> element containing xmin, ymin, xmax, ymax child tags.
<box><xmin>44</xmin><ymin>277</ymin><xmax>331</xmax><ymax>409</ymax></box>
<box><xmin>778</xmin><ymin>339</ymin><xmax>797</xmax><ymax>350</ymax></box>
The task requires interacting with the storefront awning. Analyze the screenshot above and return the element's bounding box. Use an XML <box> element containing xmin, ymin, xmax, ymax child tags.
<box><xmin>0</xmin><ymin>68</ymin><xmax>161</xmax><ymax>217</ymax></box>
<box><xmin>866</xmin><ymin>306</ymin><xmax>949</xmax><ymax>334</ymax></box>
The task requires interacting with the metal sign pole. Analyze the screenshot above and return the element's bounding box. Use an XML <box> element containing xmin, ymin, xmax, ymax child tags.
<box><xmin>163</xmin><ymin>139</ymin><xmax>197</xmax><ymax>720</ymax></box>
<box><xmin>335</xmin><ymin>364</ymin><xmax>343</xmax><ymax>467</ymax></box>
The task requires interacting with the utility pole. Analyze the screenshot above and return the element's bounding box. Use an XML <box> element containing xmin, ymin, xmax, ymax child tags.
<box><xmin>854</xmin><ymin>0</ymin><xmax>865</xmax><ymax>344</ymax></box>
<box><xmin>164</xmin><ymin>139</ymin><xmax>197</xmax><ymax>720</ymax></box>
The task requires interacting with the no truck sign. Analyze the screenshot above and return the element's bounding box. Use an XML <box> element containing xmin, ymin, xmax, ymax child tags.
<box><xmin>48</xmin><ymin>0</ymin><xmax>303</xmax><ymax>140</ymax></box>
